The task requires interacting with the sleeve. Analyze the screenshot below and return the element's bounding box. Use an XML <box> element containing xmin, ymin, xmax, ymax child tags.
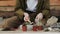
<box><xmin>42</xmin><ymin>0</ymin><xmax>51</xmax><ymax>19</ymax></box>
<box><xmin>15</xmin><ymin>0</ymin><xmax>25</xmax><ymax>17</ymax></box>
<box><xmin>15</xmin><ymin>0</ymin><xmax>23</xmax><ymax>10</ymax></box>
<box><xmin>15</xmin><ymin>9</ymin><xmax>24</xmax><ymax>18</ymax></box>
<box><xmin>42</xmin><ymin>0</ymin><xmax>50</xmax><ymax>10</ymax></box>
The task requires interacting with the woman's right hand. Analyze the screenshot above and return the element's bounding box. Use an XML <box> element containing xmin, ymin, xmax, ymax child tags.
<box><xmin>24</xmin><ymin>13</ymin><xmax>30</xmax><ymax>22</ymax></box>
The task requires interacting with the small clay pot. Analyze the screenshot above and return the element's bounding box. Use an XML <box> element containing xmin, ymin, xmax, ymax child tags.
<box><xmin>37</xmin><ymin>26</ymin><xmax>43</xmax><ymax>30</ymax></box>
<box><xmin>33</xmin><ymin>26</ymin><xmax>37</xmax><ymax>31</ymax></box>
<box><xmin>22</xmin><ymin>25</ymin><xmax>27</xmax><ymax>31</ymax></box>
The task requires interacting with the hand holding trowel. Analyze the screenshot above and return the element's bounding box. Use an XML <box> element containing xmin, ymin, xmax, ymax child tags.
<box><xmin>24</xmin><ymin>13</ymin><xmax>33</xmax><ymax>25</ymax></box>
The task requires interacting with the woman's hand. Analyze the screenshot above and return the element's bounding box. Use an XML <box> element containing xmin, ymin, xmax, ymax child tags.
<box><xmin>24</xmin><ymin>13</ymin><xmax>30</xmax><ymax>22</ymax></box>
<box><xmin>35</xmin><ymin>13</ymin><xmax>43</xmax><ymax>25</ymax></box>
<box><xmin>35</xmin><ymin>13</ymin><xmax>43</xmax><ymax>20</ymax></box>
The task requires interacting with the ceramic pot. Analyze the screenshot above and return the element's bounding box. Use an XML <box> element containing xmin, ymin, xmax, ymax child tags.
<box><xmin>20</xmin><ymin>25</ymin><xmax>33</xmax><ymax>31</ymax></box>
<box><xmin>33</xmin><ymin>26</ymin><xmax>37</xmax><ymax>31</ymax></box>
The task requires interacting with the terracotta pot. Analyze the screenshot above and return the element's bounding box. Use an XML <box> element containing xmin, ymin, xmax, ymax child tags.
<box><xmin>37</xmin><ymin>26</ymin><xmax>43</xmax><ymax>30</ymax></box>
<box><xmin>33</xmin><ymin>26</ymin><xmax>37</xmax><ymax>31</ymax></box>
<box><xmin>22</xmin><ymin>25</ymin><xmax>27</xmax><ymax>31</ymax></box>
<box><xmin>20</xmin><ymin>25</ymin><xmax>33</xmax><ymax>31</ymax></box>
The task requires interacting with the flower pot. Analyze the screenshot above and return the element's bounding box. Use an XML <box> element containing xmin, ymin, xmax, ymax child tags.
<box><xmin>22</xmin><ymin>25</ymin><xmax>27</xmax><ymax>31</ymax></box>
<box><xmin>33</xmin><ymin>26</ymin><xmax>37</xmax><ymax>31</ymax></box>
<box><xmin>20</xmin><ymin>25</ymin><xmax>33</xmax><ymax>31</ymax></box>
<box><xmin>37</xmin><ymin>26</ymin><xmax>43</xmax><ymax>31</ymax></box>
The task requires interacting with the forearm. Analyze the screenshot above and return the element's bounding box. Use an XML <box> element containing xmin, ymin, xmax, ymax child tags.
<box><xmin>42</xmin><ymin>0</ymin><xmax>50</xmax><ymax>19</ymax></box>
